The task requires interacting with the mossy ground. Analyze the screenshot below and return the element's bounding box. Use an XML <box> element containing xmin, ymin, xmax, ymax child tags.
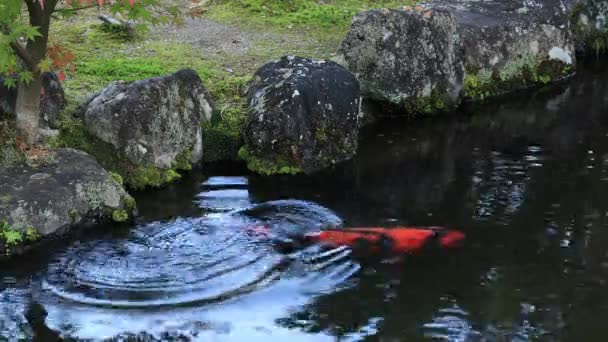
<box><xmin>206</xmin><ymin>0</ymin><xmax>412</xmax><ymax>46</ymax></box>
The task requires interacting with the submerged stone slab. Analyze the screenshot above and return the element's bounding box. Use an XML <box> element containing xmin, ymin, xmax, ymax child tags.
<box><xmin>243</xmin><ymin>56</ymin><xmax>361</xmax><ymax>174</ymax></box>
<box><xmin>338</xmin><ymin>0</ymin><xmax>577</xmax><ymax>110</ymax></box>
<box><xmin>0</xmin><ymin>149</ymin><xmax>135</xmax><ymax>256</ymax></box>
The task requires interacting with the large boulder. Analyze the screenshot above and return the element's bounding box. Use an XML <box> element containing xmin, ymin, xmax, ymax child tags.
<box><xmin>0</xmin><ymin>72</ymin><xmax>65</xmax><ymax>128</ymax></box>
<box><xmin>0</xmin><ymin>148</ymin><xmax>136</xmax><ymax>257</ymax></box>
<box><xmin>242</xmin><ymin>56</ymin><xmax>361</xmax><ymax>174</ymax></box>
<box><xmin>337</xmin><ymin>7</ymin><xmax>465</xmax><ymax>114</ymax></box>
<box><xmin>570</xmin><ymin>0</ymin><xmax>608</xmax><ymax>54</ymax></box>
<box><xmin>83</xmin><ymin>69</ymin><xmax>214</xmax><ymax>186</ymax></box>
<box><xmin>439</xmin><ymin>0</ymin><xmax>576</xmax><ymax>101</ymax></box>
<box><xmin>338</xmin><ymin>0</ymin><xmax>577</xmax><ymax>108</ymax></box>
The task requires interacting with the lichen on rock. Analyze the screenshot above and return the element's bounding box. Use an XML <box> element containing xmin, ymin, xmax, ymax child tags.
<box><xmin>0</xmin><ymin>148</ymin><xmax>137</xmax><ymax>257</ymax></box>
<box><xmin>243</xmin><ymin>56</ymin><xmax>361</xmax><ymax>174</ymax></box>
<box><xmin>338</xmin><ymin>7</ymin><xmax>465</xmax><ymax>114</ymax></box>
<box><xmin>82</xmin><ymin>69</ymin><xmax>215</xmax><ymax>188</ymax></box>
<box><xmin>338</xmin><ymin>0</ymin><xmax>577</xmax><ymax>109</ymax></box>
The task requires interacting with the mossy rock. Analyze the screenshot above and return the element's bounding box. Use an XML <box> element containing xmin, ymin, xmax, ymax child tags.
<box><xmin>464</xmin><ymin>56</ymin><xmax>573</xmax><ymax>101</ymax></box>
<box><xmin>238</xmin><ymin>146</ymin><xmax>302</xmax><ymax>176</ymax></box>
<box><xmin>49</xmin><ymin>119</ymin><xmax>192</xmax><ymax>190</ymax></box>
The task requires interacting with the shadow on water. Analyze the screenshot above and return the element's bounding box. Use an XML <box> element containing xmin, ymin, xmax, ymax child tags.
<box><xmin>2</xmin><ymin>59</ymin><xmax>608</xmax><ymax>341</ymax></box>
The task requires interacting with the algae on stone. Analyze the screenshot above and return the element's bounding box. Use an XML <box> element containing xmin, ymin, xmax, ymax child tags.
<box><xmin>238</xmin><ymin>146</ymin><xmax>302</xmax><ymax>175</ymax></box>
<box><xmin>464</xmin><ymin>55</ymin><xmax>573</xmax><ymax>101</ymax></box>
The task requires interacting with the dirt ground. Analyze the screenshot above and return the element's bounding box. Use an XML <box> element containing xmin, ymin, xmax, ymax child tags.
<box><xmin>150</xmin><ymin>16</ymin><xmax>342</xmax><ymax>74</ymax></box>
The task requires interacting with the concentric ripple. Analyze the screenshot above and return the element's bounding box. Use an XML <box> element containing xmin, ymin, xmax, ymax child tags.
<box><xmin>42</xmin><ymin>200</ymin><xmax>354</xmax><ymax>310</ymax></box>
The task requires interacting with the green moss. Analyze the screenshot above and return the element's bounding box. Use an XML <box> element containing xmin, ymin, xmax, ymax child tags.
<box><xmin>315</xmin><ymin>127</ymin><xmax>328</xmax><ymax>143</ymax></box>
<box><xmin>238</xmin><ymin>145</ymin><xmax>302</xmax><ymax>175</ymax></box>
<box><xmin>171</xmin><ymin>149</ymin><xmax>192</xmax><ymax>171</ymax></box>
<box><xmin>464</xmin><ymin>56</ymin><xmax>572</xmax><ymax>101</ymax></box>
<box><xmin>112</xmin><ymin>209</ymin><xmax>129</xmax><ymax>223</ymax></box>
<box><xmin>123</xmin><ymin>195</ymin><xmax>136</xmax><ymax>212</ymax></box>
<box><xmin>108</xmin><ymin>171</ymin><xmax>124</xmax><ymax>185</ymax></box>
<box><xmin>47</xmin><ymin>116</ymin><xmax>188</xmax><ymax>190</ymax></box>
<box><xmin>362</xmin><ymin>79</ymin><xmax>450</xmax><ymax>115</ymax></box>
<box><xmin>0</xmin><ymin>219</ymin><xmax>29</xmax><ymax>255</ymax></box>
<box><xmin>162</xmin><ymin>169</ymin><xmax>182</xmax><ymax>183</ymax></box>
<box><xmin>129</xmin><ymin>166</ymin><xmax>163</xmax><ymax>189</ymax></box>
<box><xmin>2</xmin><ymin>230</ymin><xmax>22</xmax><ymax>247</ymax></box>
<box><xmin>400</xmin><ymin>88</ymin><xmax>449</xmax><ymax>115</ymax></box>
<box><xmin>25</xmin><ymin>227</ymin><xmax>40</xmax><ymax>242</ymax></box>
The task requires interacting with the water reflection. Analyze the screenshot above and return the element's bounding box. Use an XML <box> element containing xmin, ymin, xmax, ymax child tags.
<box><xmin>2</xmin><ymin>60</ymin><xmax>608</xmax><ymax>340</ymax></box>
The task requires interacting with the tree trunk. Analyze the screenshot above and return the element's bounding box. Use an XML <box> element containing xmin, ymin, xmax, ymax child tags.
<box><xmin>15</xmin><ymin>76</ymin><xmax>43</xmax><ymax>143</ymax></box>
<box><xmin>14</xmin><ymin>0</ymin><xmax>57</xmax><ymax>144</ymax></box>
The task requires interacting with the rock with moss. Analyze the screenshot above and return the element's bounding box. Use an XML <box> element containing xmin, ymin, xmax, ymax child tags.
<box><xmin>437</xmin><ymin>0</ymin><xmax>576</xmax><ymax>100</ymax></box>
<box><xmin>244</xmin><ymin>56</ymin><xmax>361</xmax><ymax>174</ymax></box>
<box><xmin>337</xmin><ymin>7</ymin><xmax>465</xmax><ymax>114</ymax></box>
<box><xmin>569</xmin><ymin>0</ymin><xmax>608</xmax><ymax>54</ymax></box>
<box><xmin>0</xmin><ymin>72</ymin><xmax>65</xmax><ymax>129</ymax></box>
<box><xmin>0</xmin><ymin>148</ymin><xmax>136</xmax><ymax>257</ymax></box>
<box><xmin>83</xmin><ymin>69</ymin><xmax>214</xmax><ymax>175</ymax></box>
<box><xmin>339</xmin><ymin>1</ymin><xmax>577</xmax><ymax>108</ymax></box>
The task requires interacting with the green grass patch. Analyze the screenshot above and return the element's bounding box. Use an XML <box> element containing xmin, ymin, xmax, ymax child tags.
<box><xmin>207</xmin><ymin>0</ymin><xmax>414</xmax><ymax>32</ymax></box>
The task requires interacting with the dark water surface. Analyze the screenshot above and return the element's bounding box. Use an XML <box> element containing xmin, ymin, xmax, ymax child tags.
<box><xmin>2</xmin><ymin>59</ymin><xmax>608</xmax><ymax>341</ymax></box>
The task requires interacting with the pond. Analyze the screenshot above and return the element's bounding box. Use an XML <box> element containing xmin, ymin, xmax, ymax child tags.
<box><xmin>1</xmin><ymin>59</ymin><xmax>608</xmax><ymax>341</ymax></box>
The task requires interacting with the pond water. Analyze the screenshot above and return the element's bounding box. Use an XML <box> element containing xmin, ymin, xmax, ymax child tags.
<box><xmin>2</xmin><ymin>59</ymin><xmax>608</xmax><ymax>341</ymax></box>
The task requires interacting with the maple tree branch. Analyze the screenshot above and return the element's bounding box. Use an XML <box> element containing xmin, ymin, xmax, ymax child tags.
<box><xmin>10</xmin><ymin>41</ymin><xmax>40</xmax><ymax>74</ymax></box>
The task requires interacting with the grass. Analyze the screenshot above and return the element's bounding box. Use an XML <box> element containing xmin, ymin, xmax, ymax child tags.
<box><xmin>207</xmin><ymin>0</ymin><xmax>414</xmax><ymax>37</ymax></box>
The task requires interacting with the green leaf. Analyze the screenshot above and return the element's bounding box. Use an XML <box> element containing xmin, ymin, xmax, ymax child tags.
<box><xmin>23</xmin><ymin>26</ymin><xmax>42</xmax><ymax>40</ymax></box>
<box><xmin>18</xmin><ymin>71</ymin><xmax>33</xmax><ymax>84</ymax></box>
<box><xmin>3</xmin><ymin>77</ymin><xmax>16</xmax><ymax>89</ymax></box>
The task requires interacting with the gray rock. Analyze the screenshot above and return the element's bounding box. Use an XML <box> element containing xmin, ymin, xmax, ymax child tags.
<box><xmin>570</xmin><ymin>0</ymin><xmax>608</xmax><ymax>54</ymax></box>
<box><xmin>39</xmin><ymin>72</ymin><xmax>66</xmax><ymax>128</ymax></box>
<box><xmin>0</xmin><ymin>149</ymin><xmax>135</xmax><ymax>255</ymax></box>
<box><xmin>244</xmin><ymin>56</ymin><xmax>361</xmax><ymax>174</ymax></box>
<box><xmin>84</xmin><ymin>69</ymin><xmax>214</xmax><ymax>170</ymax></box>
<box><xmin>338</xmin><ymin>0</ymin><xmax>577</xmax><ymax>108</ymax></box>
<box><xmin>0</xmin><ymin>72</ymin><xmax>65</xmax><ymax>128</ymax></box>
<box><xmin>337</xmin><ymin>7</ymin><xmax>465</xmax><ymax>113</ymax></box>
<box><xmin>438</xmin><ymin>0</ymin><xmax>576</xmax><ymax>100</ymax></box>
